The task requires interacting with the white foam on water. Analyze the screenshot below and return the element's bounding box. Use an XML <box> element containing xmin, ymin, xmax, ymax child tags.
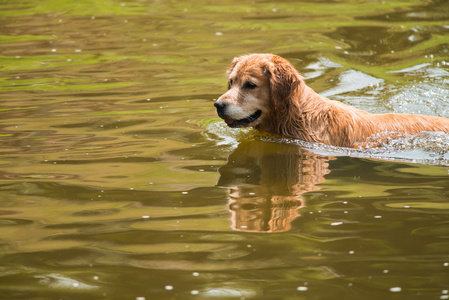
<box><xmin>206</xmin><ymin>122</ymin><xmax>449</xmax><ymax>166</ymax></box>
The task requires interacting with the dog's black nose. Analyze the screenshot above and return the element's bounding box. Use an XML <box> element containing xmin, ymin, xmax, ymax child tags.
<box><xmin>214</xmin><ymin>101</ymin><xmax>226</xmax><ymax>110</ymax></box>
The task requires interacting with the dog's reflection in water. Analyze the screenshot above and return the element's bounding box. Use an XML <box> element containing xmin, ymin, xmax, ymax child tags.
<box><xmin>217</xmin><ymin>140</ymin><xmax>332</xmax><ymax>232</ymax></box>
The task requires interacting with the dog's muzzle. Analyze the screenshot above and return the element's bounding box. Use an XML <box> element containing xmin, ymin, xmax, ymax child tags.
<box><xmin>214</xmin><ymin>101</ymin><xmax>262</xmax><ymax>128</ymax></box>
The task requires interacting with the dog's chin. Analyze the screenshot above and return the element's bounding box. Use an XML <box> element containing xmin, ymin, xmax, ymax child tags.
<box><xmin>223</xmin><ymin>110</ymin><xmax>262</xmax><ymax>128</ymax></box>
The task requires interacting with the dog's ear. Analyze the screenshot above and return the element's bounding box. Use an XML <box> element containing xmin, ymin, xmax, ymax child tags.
<box><xmin>263</xmin><ymin>56</ymin><xmax>306</xmax><ymax>137</ymax></box>
<box><xmin>264</xmin><ymin>56</ymin><xmax>302</xmax><ymax>109</ymax></box>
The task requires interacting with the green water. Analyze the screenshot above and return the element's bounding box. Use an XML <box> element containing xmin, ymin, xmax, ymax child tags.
<box><xmin>1</xmin><ymin>0</ymin><xmax>449</xmax><ymax>299</ymax></box>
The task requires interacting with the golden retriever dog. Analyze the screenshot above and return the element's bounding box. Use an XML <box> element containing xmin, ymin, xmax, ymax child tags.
<box><xmin>214</xmin><ymin>54</ymin><xmax>449</xmax><ymax>148</ymax></box>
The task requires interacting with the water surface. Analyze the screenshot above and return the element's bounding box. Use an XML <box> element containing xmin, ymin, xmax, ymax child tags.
<box><xmin>1</xmin><ymin>0</ymin><xmax>449</xmax><ymax>299</ymax></box>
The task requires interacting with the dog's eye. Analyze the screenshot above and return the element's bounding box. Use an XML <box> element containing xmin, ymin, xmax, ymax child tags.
<box><xmin>243</xmin><ymin>81</ymin><xmax>257</xmax><ymax>90</ymax></box>
<box><xmin>228</xmin><ymin>79</ymin><xmax>233</xmax><ymax>89</ymax></box>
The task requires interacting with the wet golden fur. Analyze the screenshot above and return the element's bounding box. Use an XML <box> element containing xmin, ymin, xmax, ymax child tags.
<box><xmin>215</xmin><ymin>54</ymin><xmax>449</xmax><ymax>148</ymax></box>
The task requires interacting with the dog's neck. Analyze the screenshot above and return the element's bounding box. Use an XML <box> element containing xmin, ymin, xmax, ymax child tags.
<box><xmin>261</xmin><ymin>82</ymin><xmax>372</xmax><ymax>147</ymax></box>
<box><xmin>260</xmin><ymin>83</ymin><xmax>328</xmax><ymax>143</ymax></box>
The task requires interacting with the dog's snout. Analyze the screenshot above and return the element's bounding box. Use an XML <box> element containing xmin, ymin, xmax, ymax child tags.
<box><xmin>214</xmin><ymin>101</ymin><xmax>228</xmax><ymax>115</ymax></box>
<box><xmin>214</xmin><ymin>101</ymin><xmax>226</xmax><ymax>110</ymax></box>
<box><xmin>214</xmin><ymin>100</ymin><xmax>229</xmax><ymax>119</ymax></box>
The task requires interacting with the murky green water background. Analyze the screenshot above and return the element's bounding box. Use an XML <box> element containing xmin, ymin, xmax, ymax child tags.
<box><xmin>1</xmin><ymin>0</ymin><xmax>449</xmax><ymax>299</ymax></box>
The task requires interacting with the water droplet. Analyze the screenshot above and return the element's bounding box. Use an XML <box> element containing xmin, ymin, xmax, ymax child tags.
<box><xmin>390</xmin><ymin>287</ymin><xmax>402</xmax><ymax>292</ymax></box>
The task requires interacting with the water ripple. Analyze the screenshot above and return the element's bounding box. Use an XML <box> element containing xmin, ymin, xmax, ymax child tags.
<box><xmin>207</xmin><ymin>122</ymin><xmax>449</xmax><ymax>166</ymax></box>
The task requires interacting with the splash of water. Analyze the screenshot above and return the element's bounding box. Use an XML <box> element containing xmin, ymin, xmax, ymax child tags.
<box><xmin>358</xmin><ymin>131</ymin><xmax>449</xmax><ymax>154</ymax></box>
<box><xmin>206</xmin><ymin>122</ymin><xmax>449</xmax><ymax>166</ymax></box>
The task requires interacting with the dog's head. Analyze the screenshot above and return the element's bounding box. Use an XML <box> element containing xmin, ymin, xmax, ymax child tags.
<box><xmin>214</xmin><ymin>54</ymin><xmax>302</xmax><ymax>130</ymax></box>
